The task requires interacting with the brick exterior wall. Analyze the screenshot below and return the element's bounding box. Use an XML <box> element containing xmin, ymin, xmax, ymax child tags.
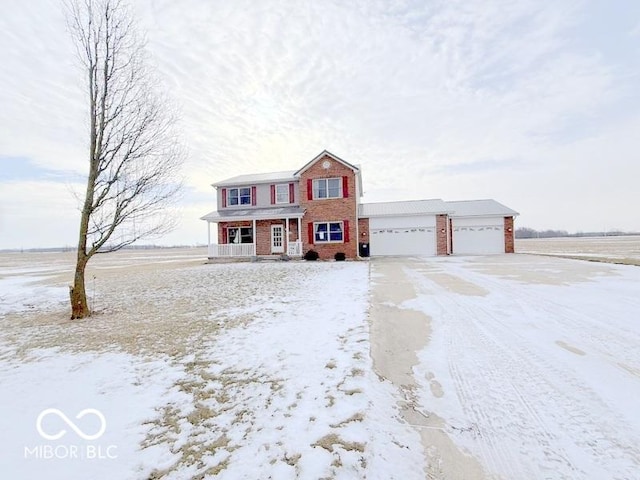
<box><xmin>299</xmin><ymin>154</ymin><xmax>359</xmax><ymax>260</ymax></box>
<box><xmin>256</xmin><ymin>220</ymin><xmax>278</xmax><ymax>255</ymax></box>
<box><xmin>358</xmin><ymin>218</ymin><xmax>370</xmax><ymax>252</ymax></box>
<box><xmin>504</xmin><ymin>216</ymin><xmax>515</xmax><ymax>253</ymax></box>
<box><xmin>436</xmin><ymin>214</ymin><xmax>448</xmax><ymax>255</ymax></box>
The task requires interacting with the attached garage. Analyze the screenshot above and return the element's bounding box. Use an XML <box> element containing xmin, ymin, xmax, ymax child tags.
<box><xmin>370</xmin><ymin>216</ymin><xmax>436</xmax><ymax>256</ymax></box>
<box><xmin>358</xmin><ymin>198</ymin><xmax>518</xmax><ymax>257</ymax></box>
<box><xmin>446</xmin><ymin>200</ymin><xmax>519</xmax><ymax>255</ymax></box>
<box><xmin>359</xmin><ymin>200</ymin><xmax>449</xmax><ymax>257</ymax></box>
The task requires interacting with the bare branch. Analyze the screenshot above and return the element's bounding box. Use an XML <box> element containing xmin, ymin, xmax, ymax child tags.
<box><xmin>66</xmin><ymin>0</ymin><xmax>184</xmax><ymax>318</ymax></box>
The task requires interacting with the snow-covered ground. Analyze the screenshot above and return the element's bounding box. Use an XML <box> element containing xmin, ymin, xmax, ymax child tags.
<box><xmin>516</xmin><ymin>235</ymin><xmax>640</xmax><ymax>263</ymax></box>
<box><xmin>371</xmin><ymin>254</ymin><xmax>640</xmax><ymax>479</ymax></box>
<box><xmin>0</xmin><ymin>251</ymin><xmax>421</xmax><ymax>479</ymax></box>
<box><xmin>1</xmin><ymin>249</ymin><xmax>639</xmax><ymax>479</ymax></box>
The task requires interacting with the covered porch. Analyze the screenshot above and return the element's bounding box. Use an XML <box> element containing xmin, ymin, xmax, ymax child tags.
<box><xmin>200</xmin><ymin>207</ymin><xmax>304</xmax><ymax>259</ymax></box>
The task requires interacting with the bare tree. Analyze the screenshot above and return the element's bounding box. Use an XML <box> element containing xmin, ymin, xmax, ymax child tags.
<box><xmin>66</xmin><ymin>0</ymin><xmax>183</xmax><ymax>319</ymax></box>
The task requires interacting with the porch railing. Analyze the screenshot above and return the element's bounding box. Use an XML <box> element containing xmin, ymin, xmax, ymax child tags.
<box><xmin>209</xmin><ymin>243</ymin><xmax>256</xmax><ymax>257</ymax></box>
<box><xmin>287</xmin><ymin>240</ymin><xmax>302</xmax><ymax>257</ymax></box>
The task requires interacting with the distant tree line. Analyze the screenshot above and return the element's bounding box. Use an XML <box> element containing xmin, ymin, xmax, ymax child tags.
<box><xmin>516</xmin><ymin>228</ymin><xmax>639</xmax><ymax>239</ymax></box>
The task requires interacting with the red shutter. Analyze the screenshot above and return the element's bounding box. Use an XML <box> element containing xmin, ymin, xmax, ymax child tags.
<box><xmin>251</xmin><ymin>186</ymin><xmax>257</xmax><ymax>206</ymax></box>
<box><xmin>308</xmin><ymin>223</ymin><xmax>314</xmax><ymax>245</ymax></box>
<box><xmin>343</xmin><ymin>220</ymin><xmax>350</xmax><ymax>243</ymax></box>
<box><xmin>221</xmin><ymin>188</ymin><xmax>227</xmax><ymax>208</ymax></box>
<box><xmin>342</xmin><ymin>176</ymin><xmax>349</xmax><ymax>198</ymax></box>
<box><xmin>307</xmin><ymin>179</ymin><xmax>313</xmax><ymax>200</ymax></box>
<box><xmin>270</xmin><ymin>184</ymin><xmax>276</xmax><ymax>204</ymax></box>
<box><xmin>222</xmin><ymin>227</ymin><xmax>228</xmax><ymax>244</ymax></box>
<box><xmin>289</xmin><ymin>183</ymin><xmax>295</xmax><ymax>203</ymax></box>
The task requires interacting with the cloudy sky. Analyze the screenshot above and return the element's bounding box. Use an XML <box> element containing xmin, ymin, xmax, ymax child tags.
<box><xmin>1</xmin><ymin>0</ymin><xmax>639</xmax><ymax>249</ymax></box>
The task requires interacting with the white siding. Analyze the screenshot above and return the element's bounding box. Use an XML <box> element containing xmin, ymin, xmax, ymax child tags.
<box><xmin>369</xmin><ymin>215</ymin><xmax>436</xmax><ymax>229</ymax></box>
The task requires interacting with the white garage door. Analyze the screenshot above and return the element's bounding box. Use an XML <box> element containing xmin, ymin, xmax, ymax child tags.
<box><xmin>452</xmin><ymin>217</ymin><xmax>504</xmax><ymax>254</ymax></box>
<box><xmin>370</xmin><ymin>227</ymin><xmax>436</xmax><ymax>256</ymax></box>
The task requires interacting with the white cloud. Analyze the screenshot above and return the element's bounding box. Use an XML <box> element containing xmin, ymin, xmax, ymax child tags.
<box><xmin>0</xmin><ymin>0</ymin><xmax>639</xmax><ymax>248</ymax></box>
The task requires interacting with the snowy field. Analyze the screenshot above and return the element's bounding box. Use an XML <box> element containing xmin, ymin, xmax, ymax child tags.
<box><xmin>1</xmin><ymin>248</ymin><xmax>639</xmax><ymax>479</ymax></box>
<box><xmin>0</xmin><ymin>249</ymin><xmax>420</xmax><ymax>479</ymax></box>
<box><xmin>516</xmin><ymin>235</ymin><xmax>640</xmax><ymax>264</ymax></box>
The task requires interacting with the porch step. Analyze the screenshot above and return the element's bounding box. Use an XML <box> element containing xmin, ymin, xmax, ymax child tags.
<box><xmin>206</xmin><ymin>255</ymin><xmax>300</xmax><ymax>264</ymax></box>
<box><xmin>255</xmin><ymin>255</ymin><xmax>296</xmax><ymax>262</ymax></box>
<box><xmin>205</xmin><ymin>257</ymin><xmax>252</xmax><ymax>264</ymax></box>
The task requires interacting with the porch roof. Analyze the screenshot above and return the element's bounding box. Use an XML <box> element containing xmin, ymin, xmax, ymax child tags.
<box><xmin>200</xmin><ymin>206</ymin><xmax>304</xmax><ymax>223</ymax></box>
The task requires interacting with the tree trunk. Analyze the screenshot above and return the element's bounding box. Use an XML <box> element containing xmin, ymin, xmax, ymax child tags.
<box><xmin>70</xmin><ymin>255</ymin><xmax>89</xmax><ymax>319</ymax></box>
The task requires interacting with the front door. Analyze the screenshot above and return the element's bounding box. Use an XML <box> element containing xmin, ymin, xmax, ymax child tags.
<box><xmin>271</xmin><ymin>224</ymin><xmax>284</xmax><ymax>254</ymax></box>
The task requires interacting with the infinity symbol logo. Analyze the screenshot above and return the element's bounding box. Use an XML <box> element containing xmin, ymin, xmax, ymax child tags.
<box><xmin>36</xmin><ymin>408</ymin><xmax>107</xmax><ymax>441</ymax></box>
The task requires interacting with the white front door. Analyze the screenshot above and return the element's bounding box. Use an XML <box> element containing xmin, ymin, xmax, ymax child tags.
<box><xmin>271</xmin><ymin>225</ymin><xmax>284</xmax><ymax>253</ymax></box>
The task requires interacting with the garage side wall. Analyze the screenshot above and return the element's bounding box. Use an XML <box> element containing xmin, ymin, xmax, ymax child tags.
<box><xmin>504</xmin><ymin>216</ymin><xmax>515</xmax><ymax>253</ymax></box>
<box><xmin>436</xmin><ymin>214</ymin><xmax>448</xmax><ymax>255</ymax></box>
<box><xmin>358</xmin><ymin>218</ymin><xmax>370</xmax><ymax>252</ymax></box>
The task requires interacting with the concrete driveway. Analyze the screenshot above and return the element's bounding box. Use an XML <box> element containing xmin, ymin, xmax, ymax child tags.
<box><xmin>369</xmin><ymin>254</ymin><xmax>640</xmax><ymax>480</ymax></box>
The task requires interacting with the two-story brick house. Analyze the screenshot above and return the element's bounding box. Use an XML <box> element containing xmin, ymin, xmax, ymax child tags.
<box><xmin>201</xmin><ymin>151</ymin><xmax>362</xmax><ymax>259</ymax></box>
<box><xmin>201</xmin><ymin>150</ymin><xmax>519</xmax><ymax>259</ymax></box>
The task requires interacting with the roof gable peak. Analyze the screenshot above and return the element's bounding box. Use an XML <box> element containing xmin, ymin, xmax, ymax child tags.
<box><xmin>294</xmin><ymin>150</ymin><xmax>359</xmax><ymax>176</ymax></box>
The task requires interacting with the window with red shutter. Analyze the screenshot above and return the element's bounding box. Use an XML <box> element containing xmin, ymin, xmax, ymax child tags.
<box><xmin>221</xmin><ymin>188</ymin><xmax>227</xmax><ymax>208</ymax></box>
<box><xmin>270</xmin><ymin>185</ymin><xmax>276</xmax><ymax>204</ymax></box>
<box><xmin>343</xmin><ymin>220</ymin><xmax>350</xmax><ymax>242</ymax></box>
<box><xmin>289</xmin><ymin>183</ymin><xmax>295</xmax><ymax>203</ymax></box>
<box><xmin>307</xmin><ymin>179</ymin><xmax>313</xmax><ymax>200</ymax></box>
<box><xmin>251</xmin><ymin>186</ymin><xmax>257</xmax><ymax>206</ymax></box>
<box><xmin>342</xmin><ymin>176</ymin><xmax>349</xmax><ymax>198</ymax></box>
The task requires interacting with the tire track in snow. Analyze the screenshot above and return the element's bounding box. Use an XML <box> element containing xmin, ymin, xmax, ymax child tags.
<box><xmin>403</xmin><ymin>258</ymin><xmax>640</xmax><ymax>480</ymax></box>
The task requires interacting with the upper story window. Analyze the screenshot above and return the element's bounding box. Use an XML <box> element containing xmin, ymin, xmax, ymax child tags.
<box><xmin>313</xmin><ymin>178</ymin><xmax>341</xmax><ymax>199</ymax></box>
<box><xmin>275</xmin><ymin>184</ymin><xmax>290</xmax><ymax>204</ymax></box>
<box><xmin>228</xmin><ymin>187</ymin><xmax>252</xmax><ymax>206</ymax></box>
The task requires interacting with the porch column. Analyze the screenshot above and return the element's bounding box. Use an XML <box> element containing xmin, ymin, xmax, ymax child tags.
<box><xmin>286</xmin><ymin>217</ymin><xmax>290</xmax><ymax>252</ymax></box>
<box><xmin>252</xmin><ymin>219</ymin><xmax>257</xmax><ymax>256</ymax></box>
<box><xmin>207</xmin><ymin>222</ymin><xmax>211</xmax><ymax>257</ymax></box>
<box><xmin>297</xmin><ymin>217</ymin><xmax>301</xmax><ymax>241</ymax></box>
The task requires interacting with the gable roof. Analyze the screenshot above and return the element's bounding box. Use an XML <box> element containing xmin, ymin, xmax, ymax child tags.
<box><xmin>212</xmin><ymin>170</ymin><xmax>296</xmax><ymax>188</ymax></box>
<box><xmin>446</xmin><ymin>199</ymin><xmax>519</xmax><ymax>217</ymax></box>
<box><xmin>359</xmin><ymin>199</ymin><xmax>451</xmax><ymax>217</ymax></box>
<box><xmin>293</xmin><ymin>150</ymin><xmax>360</xmax><ymax>176</ymax></box>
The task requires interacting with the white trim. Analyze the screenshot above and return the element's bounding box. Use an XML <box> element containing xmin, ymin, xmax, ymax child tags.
<box><xmin>293</xmin><ymin>150</ymin><xmax>360</xmax><ymax>177</ymax></box>
<box><xmin>210</xmin><ymin>243</ymin><xmax>256</xmax><ymax>257</ymax></box>
<box><xmin>275</xmin><ymin>184</ymin><xmax>290</xmax><ymax>204</ymax></box>
<box><xmin>227</xmin><ymin>225</ymin><xmax>253</xmax><ymax>244</ymax></box>
<box><xmin>287</xmin><ymin>240</ymin><xmax>302</xmax><ymax>256</ymax></box>
<box><xmin>227</xmin><ymin>186</ymin><xmax>252</xmax><ymax>207</ymax></box>
<box><xmin>312</xmin><ymin>178</ymin><xmax>342</xmax><ymax>200</ymax></box>
<box><xmin>271</xmin><ymin>224</ymin><xmax>285</xmax><ymax>253</ymax></box>
<box><xmin>314</xmin><ymin>221</ymin><xmax>344</xmax><ymax>243</ymax></box>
